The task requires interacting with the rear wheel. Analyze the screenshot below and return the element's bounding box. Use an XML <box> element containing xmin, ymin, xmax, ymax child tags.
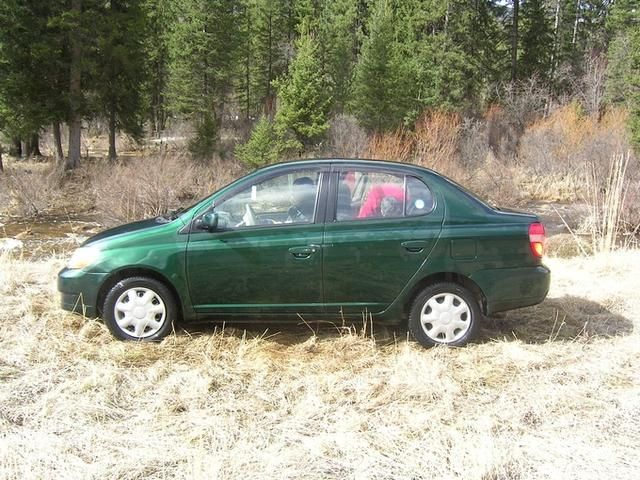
<box><xmin>103</xmin><ymin>277</ymin><xmax>176</xmax><ymax>341</ymax></box>
<box><xmin>408</xmin><ymin>282</ymin><xmax>481</xmax><ymax>347</ymax></box>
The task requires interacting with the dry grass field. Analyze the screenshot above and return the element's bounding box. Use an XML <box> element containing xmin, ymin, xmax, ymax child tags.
<box><xmin>0</xmin><ymin>250</ymin><xmax>638</xmax><ymax>480</ymax></box>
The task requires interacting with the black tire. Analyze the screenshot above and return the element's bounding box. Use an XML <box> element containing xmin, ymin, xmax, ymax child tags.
<box><xmin>102</xmin><ymin>276</ymin><xmax>177</xmax><ymax>341</ymax></box>
<box><xmin>408</xmin><ymin>282</ymin><xmax>481</xmax><ymax>347</ymax></box>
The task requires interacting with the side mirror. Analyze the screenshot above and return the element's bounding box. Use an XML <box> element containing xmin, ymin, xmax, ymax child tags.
<box><xmin>199</xmin><ymin>212</ymin><xmax>219</xmax><ymax>232</ymax></box>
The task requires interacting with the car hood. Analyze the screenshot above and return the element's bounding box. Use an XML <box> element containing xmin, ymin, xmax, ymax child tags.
<box><xmin>82</xmin><ymin>217</ymin><xmax>170</xmax><ymax>247</ymax></box>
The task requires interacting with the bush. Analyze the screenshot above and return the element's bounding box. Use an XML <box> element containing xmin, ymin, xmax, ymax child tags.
<box><xmin>326</xmin><ymin>114</ymin><xmax>368</xmax><ymax>158</ymax></box>
<box><xmin>235</xmin><ymin>116</ymin><xmax>281</xmax><ymax>168</ymax></box>
<box><xmin>0</xmin><ymin>159</ymin><xmax>62</xmax><ymax>216</ymax></box>
<box><xmin>91</xmin><ymin>154</ymin><xmax>244</xmax><ymax>224</ymax></box>
<box><xmin>188</xmin><ymin>113</ymin><xmax>218</xmax><ymax>161</ymax></box>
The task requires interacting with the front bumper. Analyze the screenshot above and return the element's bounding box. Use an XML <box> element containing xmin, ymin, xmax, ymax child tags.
<box><xmin>57</xmin><ymin>268</ymin><xmax>109</xmax><ymax>318</ymax></box>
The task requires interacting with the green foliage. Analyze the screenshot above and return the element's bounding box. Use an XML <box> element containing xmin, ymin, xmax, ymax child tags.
<box><xmin>317</xmin><ymin>0</ymin><xmax>358</xmax><ymax>112</ymax></box>
<box><xmin>519</xmin><ymin>0</ymin><xmax>553</xmax><ymax>80</ymax></box>
<box><xmin>350</xmin><ymin>0</ymin><xmax>404</xmax><ymax>131</ymax></box>
<box><xmin>93</xmin><ymin>0</ymin><xmax>147</xmax><ymax>146</ymax></box>
<box><xmin>0</xmin><ymin>0</ymin><xmax>637</xmax><ymax>162</ymax></box>
<box><xmin>166</xmin><ymin>0</ymin><xmax>241</xmax><ymax>115</ymax></box>
<box><xmin>274</xmin><ymin>29</ymin><xmax>332</xmax><ymax>148</ymax></box>
<box><xmin>605</xmin><ymin>0</ymin><xmax>640</xmax><ymax>148</ymax></box>
<box><xmin>143</xmin><ymin>0</ymin><xmax>173</xmax><ymax>133</ymax></box>
<box><xmin>0</xmin><ymin>0</ymin><xmax>70</xmax><ymax>139</ymax></box>
<box><xmin>188</xmin><ymin>113</ymin><xmax>218</xmax><ymax>160</ymax></box>
<box><xmin>237</xmin><ymin>0</ymin><xmax>290</xmax><ymax>118</ymax></box>
<box><xmin>235</xmin><ymin>116</ymin><xmax>280</xmax><ymax>167</ymax></box>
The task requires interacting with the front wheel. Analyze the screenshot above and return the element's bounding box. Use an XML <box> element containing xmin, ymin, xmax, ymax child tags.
<box><xmin>408</xmin><ymin>282</ymin><xmax>481</xmax><ymax>347</ymax></box>
<box><xmin>103</xmin><ymin>277</ymin><xmax>177</xmax><ymax>341</ymax></box>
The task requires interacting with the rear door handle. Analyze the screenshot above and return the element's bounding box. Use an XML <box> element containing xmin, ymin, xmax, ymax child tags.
<box><xmin>288</xmin><ymin>244</ymin><xmax>320</xmax><ymax>258</ymax></box>
<box><xmin>401</xmin><ymin>240</ymin><xmax>428</xmax><ymax>253</ymax></box>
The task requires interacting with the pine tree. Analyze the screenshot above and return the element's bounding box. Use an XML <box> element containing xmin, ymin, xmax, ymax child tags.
<box><xmin>238</xmin><ymin>0</ymin><xmax>289</xmax><ymax>119</ymax></box>
<box><xmin>605</xmin><ymin>0</ymin><xmax>640</xmax><ymax>148</ymax></box>
<box><xmin>0</xmin><ymin>0</ymin><xmax>70</xmax><ymax>159</ymax></box>
<box><xmin>93</xmin><ymin>0</ymin><xmax>147</xmax><ymax>160</ymax></box>
<box><xmin>143</xmin><ymin>0</ymin><xmax>173</xmax><ymax>136</ymax></box>
<box><xmin>317</xmin><ymin>0</ymin><xmax>358</xmax><ymax>112</ymax></box>
<box><xmin>350</xmin><ymin>0</ymin><xmax>404</xmax><ymax>131</ymax></box>
<box><xmin>519</xmin><ymin>0</ymin><xmax>554</xmax><ymax>80</ymax></box>
<box><xmin>166</xmin><ymin>0</ymin><xmax>242</xmax><ymax>159</ymax></box>
<box><xmin>235</xmin><ymin>115</ymin><xmax>280</xmax><ymax>166</ymax></box>
<box><xmin>274</xmin><ymin>28</ymin><xmax>332</xmax><ymax>149</ymax></box>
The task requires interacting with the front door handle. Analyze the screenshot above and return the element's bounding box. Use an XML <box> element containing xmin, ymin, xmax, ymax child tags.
<box><xmin>401</xmin><ymin>240</ymin><xmax>428</xmax><ymax>253</ymax></box>
<box><xmin>288</xmin><ymin>244</ymin><xmax>320</xmax><ymax>258</ymax></box>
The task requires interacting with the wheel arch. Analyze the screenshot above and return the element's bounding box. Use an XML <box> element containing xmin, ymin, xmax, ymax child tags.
<box><xmin>404</xmin><ymin>272</ymin><xmax>487</xmax><ymax>317</ymax></box>
<box><xmin>96</xmin><ymin>267</ymin><xmax>184</xmax><ymax>319</ymax></box>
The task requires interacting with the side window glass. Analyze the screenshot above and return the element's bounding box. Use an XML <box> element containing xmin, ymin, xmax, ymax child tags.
<box><xmin>336</xmin><ymin>170</ymin><xmax>404</xmax><ymax>221</ymax></box>
<box><xmin>214</xmin><ymin>169</ymin><xmax>320</xmax><ymax>229</ymax></box>
<box><xmin>335</xmin><ymin>170</ymin><xmax>433</xmax><ymax>221</ymax></box>
<box><xmin>406</xmin><ymin>176</ymin><xmax>434</xmax><ymax>216</ymax></box>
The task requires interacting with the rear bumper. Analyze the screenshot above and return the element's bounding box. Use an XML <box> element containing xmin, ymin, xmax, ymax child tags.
<box><xmin>57</xmin><ymin>268</ymin><xmax>108</xmax><ymax>318</ymax></box>
<box><xmin>471</xmin><ymin>264</ymin><xmax>550</xmax><ymax>315</ymax></box>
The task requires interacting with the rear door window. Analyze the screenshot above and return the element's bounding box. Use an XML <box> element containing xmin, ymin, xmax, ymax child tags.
<box><xmin>335</xmin><ymin>170</ymin><xmax>434</xmax><ymax>221</ymax></box>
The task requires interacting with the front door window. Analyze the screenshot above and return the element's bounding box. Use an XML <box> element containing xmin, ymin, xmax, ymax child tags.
<box><xmin>214</xmin><ymin>169</ymin><xmax>321</xmax><ymax>229</ymax></box>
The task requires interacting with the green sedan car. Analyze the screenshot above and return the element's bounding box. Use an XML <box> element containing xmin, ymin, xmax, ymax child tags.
<box><xmin>58</xmin><ymin>159</ymin><xmax>550</xmax><ymax>347</ymax></box>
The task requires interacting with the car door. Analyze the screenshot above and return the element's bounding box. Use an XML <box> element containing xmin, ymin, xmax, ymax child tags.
<box><xmin>186</xmin><ymin>166</ymin><xmax>328</xmax><ymax>315</ymax></box>
<box><xmin>322</xmin><ymin>166</ymin><xmax>444</xmax><ymax>314</ymax></box>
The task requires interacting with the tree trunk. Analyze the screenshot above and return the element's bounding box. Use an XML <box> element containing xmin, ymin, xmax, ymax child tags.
<box><xmin>30</xmin><ymin>133</ymin><xmax>43</xmax><ymax>158</ymax></box>
<box><xmin>53</xmin><ymin>121</ymin><xmax>64</xmax><ymax>162</ymax></box>
<box><xmin>0</xmin><ymin>150</ymin><xmax>4</xmax><ymax>172</ymax></box>
<box><xmin>550</xmin><ymin>0</ymin><xmax>561</xmax><ymax>83</ymax></box>
<box><xmin>108</xmin><ymin>104</ymin><xmax>117</xmax><ymax>160</ymax></box>
<box><xmin>511</xmin><ymin>0</ymin><xmax>519</xmax><ymax>82</ymax></box>
<box><xmin>66</xmin><ymin>0</ymin><xmax>83</xmax><ymax>170</ymax></box>
<box><xmin>10</xmin><ymin>137</ymin><xmax>22</xmax><ymax>157</ymax></box>
<box><xmin>572</xmin><ymin>0</ymin><xmax>580</xmax><ymax>45</ymax></box>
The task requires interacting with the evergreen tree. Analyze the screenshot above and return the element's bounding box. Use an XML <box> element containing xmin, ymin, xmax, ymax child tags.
<box><xmin>0</xmin><ymin>0</ymin><xmax>70</xmax><ymax>159</ymax></box>
<box><xmin>519</xmin><ymin>0</ymin><xmax>554</xmax><ymax>80</ymax></box>
<box><xmin>238</xmin><ymin>0</ymin><xmax>289</xmax><ymax>119</ymax></box>
<box><xmin>143</xmin><ymin>0</ymin><xmax>173</xmax><ymax>135</ymax></box>
<box><xmin>605</xmin><ymin>0</ymin><xmax>640</xmax><ymax>147</ymax></box>
<box><xmin>274</xmin><ymin>28</ymin><xmax>332</xmax><ymax>149</ymax></box>
<box><xmin>93</xmin><ymin>0</ymin><xmax>147</xmax><ymax>160</ymax></box>
<box><xmin>166</xmin><ymin>0</ymin><xmax>242</xmax><ymax>159</ymax></box>
<box><xmin>350</xmin><ymin>0</ymin><xmax>404</xmax><ymax>131</ymax></box>
<box><xmin>317</xmin><ymin>0</ymin><xmax>358</xmax><ymax>112</ymax></box>
<box><xmin>235</xmin><ymin>115</ymin><xmax>280</xmax><ymax>166</ymax></box>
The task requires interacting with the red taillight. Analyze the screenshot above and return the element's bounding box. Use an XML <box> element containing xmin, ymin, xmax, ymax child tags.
<box><xmin>529</xmin><ymin>222</ymin><xmax>545</xmax><ymax>258</ymax></box>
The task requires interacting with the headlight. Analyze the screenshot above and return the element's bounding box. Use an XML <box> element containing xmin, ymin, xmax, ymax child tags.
<box><xmin>67</xmin><ymin>247</ymin><xmax>100</xmax><ymax>270</ymax></box>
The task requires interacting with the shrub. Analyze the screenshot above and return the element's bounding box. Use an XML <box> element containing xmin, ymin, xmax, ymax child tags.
<box><xmin>326</xmin><ymin>114</ymin><xmax>368</xmax><ymax>158</ymax></box>
<box><xmin>364</xmin><ymin>128</ymin><xmax>413</xmax><ymax>162</ymax></box>
<box><xmin>235</xmin><ymin>116</ymin><xmax>281</xmax><ymax>168</ymax></box>
<box><xmin>0</xmin><ymin>160</ymin><xmax>62</xmax><ymax>216</ymax></box>
<box><xmin>583</xmin><ymin>152</ymin><xmax>638</xmax><ymax>253</ymax></box>
<box><xmin>92</xmin><ymin>154</ymin><xmax>244</xmax><ymax>224</ymax></box>
<box><xmin>188</xmin><ymin>113</ymin><xmax>218</xmax><ymax>161</ymax></box>
<box><xmin>412</xmin><ymin>111</ymin><xmax>461</xmax><ymax>173</ymax></box>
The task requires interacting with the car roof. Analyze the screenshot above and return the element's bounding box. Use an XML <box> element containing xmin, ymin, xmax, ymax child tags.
<box><xmin>259</xmin><ymin>158</ymin><xmax>439</xmax><ymax>176</ymax></box>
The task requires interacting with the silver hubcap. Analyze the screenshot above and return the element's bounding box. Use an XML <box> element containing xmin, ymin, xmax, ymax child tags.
<box><xmin>114</xmin><ymin>287</ymin><xmax>166</xmax><ymax>338</ymax></box>
<box><xmin>420</xmin><ymin>292</ymin><xmax>471</xmax><ymax>344</ymax></box>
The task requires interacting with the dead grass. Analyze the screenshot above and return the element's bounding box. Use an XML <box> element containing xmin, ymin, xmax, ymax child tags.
<box><xmin>91</xmin><ymin>154</ymin><xmax>245</xmax><ymax>224</ymax></box>
<box><xmin>0</xmin><ymin>159</ymin><xmax>64</xmax><ymax>217</ymax></box>
<box><xmin>0</xmin><ymin>250</ymin><xmax>638</xmax><ymax>479</ymax></box>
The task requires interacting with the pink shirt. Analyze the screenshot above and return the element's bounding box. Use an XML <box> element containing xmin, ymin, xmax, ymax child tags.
<box><xmin>358</xmin><ymin>184</ymin><xmax>404</xmax><ymax>218</ymax></box>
